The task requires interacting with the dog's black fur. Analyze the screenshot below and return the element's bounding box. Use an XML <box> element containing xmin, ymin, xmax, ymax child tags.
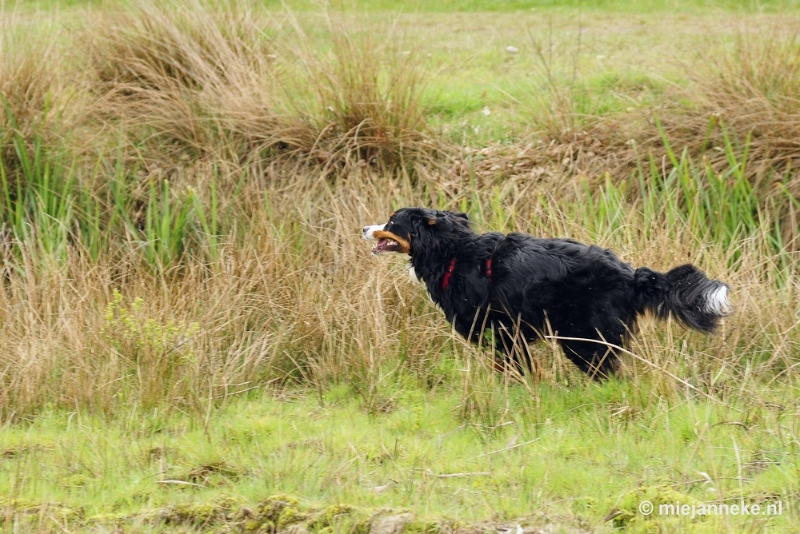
<box><xmin>364</xmin><ymin>207</ymin><xmax>731</xmax><ymax>378</ymax></box>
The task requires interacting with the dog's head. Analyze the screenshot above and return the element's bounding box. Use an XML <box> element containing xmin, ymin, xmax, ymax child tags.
<box><xmin>362</xmin><ymin>208</ymin><xmax>470</xmax><ymax>256</ymax></box>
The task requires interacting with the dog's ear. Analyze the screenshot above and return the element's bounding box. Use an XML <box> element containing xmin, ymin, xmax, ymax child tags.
<box><xmin>426</xmin><ymin>211</ymin><xmax>470</xmax><ymax>232</ymax></box>
<box><xmin>429</xmin><ymin>212</ymin><xmax>467</xmax><ymax>222</ymax></box>
<box><xmin>426</xmin><ymin>211</ymin><xmax>451</xmax><ymax>229</ymax></box>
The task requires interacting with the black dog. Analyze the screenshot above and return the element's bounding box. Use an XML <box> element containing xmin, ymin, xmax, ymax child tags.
<box><xmin>363</xmin><ymin>208</ymin><xmax>731</xmax><ymax>378</ymax></box>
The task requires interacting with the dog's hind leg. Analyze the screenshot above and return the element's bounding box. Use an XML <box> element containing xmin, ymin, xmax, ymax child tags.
<box><xmin>489</xmin><ymin>323</ymin><xmax>528</xmax><ymax>374</ymax></box>
<box><xmin>560</xmin><ymin>339</ymin><xmax>619</xmax><ymax>380</ymax></box>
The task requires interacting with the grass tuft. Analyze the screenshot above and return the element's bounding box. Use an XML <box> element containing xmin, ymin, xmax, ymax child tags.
<box><xmin>0</xmin><ymin>20</ymin><xmax>63</xmax><ymax>188</ymax></box>
<box><xmin>283</xmin><ymin>13</ymin><xmax>447</xmax><ymax>175</ymax></box>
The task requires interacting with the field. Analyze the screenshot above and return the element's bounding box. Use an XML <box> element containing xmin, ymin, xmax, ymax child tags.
<box><xmin>1</xmin><ymin>0</ymin><xmax>799</xmax><ymax>532</ymax></box>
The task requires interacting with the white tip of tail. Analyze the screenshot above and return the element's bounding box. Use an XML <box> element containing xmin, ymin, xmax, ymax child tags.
<box><xmin>705</xmin><ymin>284</ymin><xmax>732</xmax><ymax>316</ymax></box>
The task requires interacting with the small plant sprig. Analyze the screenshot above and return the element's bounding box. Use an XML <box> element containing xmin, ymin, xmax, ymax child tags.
<box><xmin>101</xmin><ymin>289</ymin><xmax>200</xmax><ymax>409</ymax></box>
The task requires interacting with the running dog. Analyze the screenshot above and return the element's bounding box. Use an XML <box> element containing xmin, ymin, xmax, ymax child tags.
<box><xmin>363</xmin><ymin>207</ymin><xmax>731</xmax><ymax>378</ymax></box>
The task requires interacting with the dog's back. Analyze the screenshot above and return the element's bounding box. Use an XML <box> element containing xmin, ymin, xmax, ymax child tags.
<box><xmin>475</xmin><ymin>234</ymin><xmax>642</xmax><ymax>376</ymax></box>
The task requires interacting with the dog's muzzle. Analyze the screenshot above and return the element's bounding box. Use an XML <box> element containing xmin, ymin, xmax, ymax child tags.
<box><xmin>363</xmin><ymin>224</ymin><xmax>385</xmax><ymax>241</ymax></box>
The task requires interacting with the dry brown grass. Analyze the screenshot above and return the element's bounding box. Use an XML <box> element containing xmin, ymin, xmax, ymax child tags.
<box><xmin>522</xmin><ymin>24</ymin><xmax>800</xmax><ymax>200</ymax></box>
<box><xmin>0</xmin><ymin>2</ymin><xmax>798</xmax><ymax>423</ymax></box>
<box><xmin>81</xmin><ymin>1</ymin><xmax>447</xmax><ymax>185</ymax></box>
<box><xmin>282</xmin><ymin>13</ymin><xmax>448</xmax><ymax>176</ymax></box>
<box><xmin>0</xmin><ymin>17</ymin><xmax>65</xmax><ymax>181</ymax></box>
<box><xmin>85</xmin><ymin>0</ymin><xmax>292</xmax><ymax>167</ymax></box>
<box><xmin>0</xmin><ymin>163</ymin><xmax>797</xmax><ymax>422</ymax></box>
<box><xmin>0</xmin><ymin>169</ymin><xmax>438</xmax><ymax>420</ymax></box>
<box><xmin>665</xmin><ymin>27</ymin><xmax>800</xmax><ymax>182</ymax></box>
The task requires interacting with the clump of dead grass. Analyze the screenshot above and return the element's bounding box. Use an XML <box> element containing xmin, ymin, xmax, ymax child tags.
<box><xmin>0</xmin><ymin>18</ymin><xmax>65</xmax><ymax>183</ymax></box>
<box><xmin>663</xmin><ymin>27</ymin><xmax>800</xmax><ymax>182</ymax></box>
<box><xmin>282</xmin><ymin>14</ymin><xmax>448</xmax><ymax>176</ymax></box>
<box><xmin>86</xmin><ymin>0</ymin><xmax>296</xmax><ymax>169</ymax></box>
<box><xmin>532</xmin><ymin>28</ymin><xmax>800</xmax><ymax>186</ymax></box>
<box><xmin>0</xmin><ymin>171</ymin><xmax>451</xmax><ymax>421</ymax></box>
<box><xmin>84</xmin><ymin>1</ymin><xmax>447</xmax><ymax>184</ymax></box>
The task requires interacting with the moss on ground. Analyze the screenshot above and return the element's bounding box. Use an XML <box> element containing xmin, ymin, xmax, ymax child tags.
<box><xmin>0</xmin><ymin>494</ymin><xmax>532</xmax><ymax>534</ymax></box>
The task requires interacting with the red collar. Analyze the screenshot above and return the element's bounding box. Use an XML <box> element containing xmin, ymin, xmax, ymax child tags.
<box><xmin>441</xmin><ymin>257</ymin><xmax>493</xmax><ymax>291</ymax></box>
<box><xmin>441</xmin><ymin>257</ymin><xmax>457</xmax><ymax>291</ymax></box>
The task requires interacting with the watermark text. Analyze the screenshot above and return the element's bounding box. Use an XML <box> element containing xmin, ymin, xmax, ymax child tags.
<box><xmin>638</xmin><ymin>500</ymin><xmax>783</xmax><ymax>519</ymax></box>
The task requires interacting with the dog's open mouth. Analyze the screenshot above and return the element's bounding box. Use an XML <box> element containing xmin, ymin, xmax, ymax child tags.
<box><xmin>372</xmin><ymin>237</ymin><xmax>400</xmax><ymax>255</ymax></box>
<box><xmin>366</xmin><ymin>227</ymin><xmax>410</xmax><ymax>254</ymax></box>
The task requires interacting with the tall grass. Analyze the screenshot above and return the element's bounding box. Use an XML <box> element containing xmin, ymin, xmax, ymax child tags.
<box><xmin>86</xmin><ymin>0</ymin><xmax>287</xmax><ymax>168</ymax></box>
<box><xmin>578</xmin><ymin>122</ymin><xmax>800</xmax><ymax>280</ymax></box>
<box><xmin>0</xmin><ymin>0</ymin><xmax>798</xmax><ymax>427</ymax></box>
<box><xmin>512</xmin><ymin>22</ymin><xmax>800</xmax><ymax>239</ymax></box>
<box><xmin>83</xmin><ymin>0</ymin><xmax>444</xmax><ymax>182</ymax></box>
<box><xmin>1</xmin><ymin>151</ymin><xmax>797</xmax><ymax>421</ymax></box>
<box><xmin>675</xmin><ymin>27</ymin><xmax>800</xmax><ymax>179</ymax></box>
<box><xmin>0</xmin><ymin>17</ymin><xmax>64</xmax><ymax>186</ymax></box>
<box><xmin>282</xmin><ymin>13</ymin><xmax>445</xmax><ymax>175</ymax></box>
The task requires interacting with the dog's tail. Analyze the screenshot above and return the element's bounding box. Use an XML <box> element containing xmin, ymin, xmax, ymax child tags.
<box><xmin>633</xmin><ymin>264</ymin><xmax>731</xmax><ymax>333</ymax></box>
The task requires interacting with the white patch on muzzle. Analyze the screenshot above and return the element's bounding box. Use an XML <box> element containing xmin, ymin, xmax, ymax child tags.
<box><xmin>363</xmin><ymin>223</ymin><xmax>386</xmax><ymax>241</ymax></box>
<box><xmin>704</xmin><ymin>284</ymin><xmax>732</xmax><ymax>316</ymax></box>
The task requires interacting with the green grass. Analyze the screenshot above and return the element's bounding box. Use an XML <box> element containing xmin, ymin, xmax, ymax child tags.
<box><xmin>279</xmin><ymin>0</ymin><xmax>800</xmax><ymax>14</ymax></box>
<box><xmin>370</xmin><ymin>0</ymin><xmax>800</xmax><ymax>12</ymax></box>
<box><xmin>2</xmin><ymin>379</ymin><xmax>796</xmax><ymax>532</ymax></box>
<box><xmin>11</xmin><ymin>0</ymin><xmax>800</xmax><ymax>13</ymax></box>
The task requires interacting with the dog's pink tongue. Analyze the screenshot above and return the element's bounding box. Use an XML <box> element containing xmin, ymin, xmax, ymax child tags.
<box><xmin>371</xmin><ymin>238</ymin><xmax>389</xmax><ymax>255</ymax></box>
